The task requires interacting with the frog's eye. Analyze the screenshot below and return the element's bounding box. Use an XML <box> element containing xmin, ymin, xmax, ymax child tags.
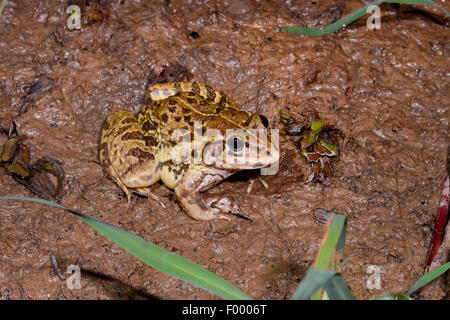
<box><xmin>260</xmin><ymin>115</ymin><xmax>269</xmax><ymax>128</ymax></box>
<box><xmin>227</xmin><ymin>136</ymin><xmax>244</xmax><ymax>152</ymax></box>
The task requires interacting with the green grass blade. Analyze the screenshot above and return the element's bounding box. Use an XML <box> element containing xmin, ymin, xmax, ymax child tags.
<box><xmin>310</xmin><ymin>215</ymin><xmax>347</xmax><ymax>299</ymax></box>
<box><xmin>291</xmin><ymin>269</ymin><xmax>337</xmax><ymax>300</ymax></box>
<box><xmin>406</xmin><ymin>262</ymin><xmax>450</xmax><ymax>296</ymax></box>
<box><xmin>324</xmin><ymin>274</ymin><xmax>355</xmax><ymax>300</ymax></box>
<box><xmin>0</xmin><ymin>196</ymin><xmax>251</xmax><ymax>300</ymax></box>
<box><xmin>0</xmin><ymin>0</ymin><xmax>7</xmax><ymax>15</ymax></box>
<box><xmin>282</xmin><ymin>0</ymin><xmax>449</xmax><ymax>36</ymax></box>
<box><xmin>314</xmin><ymin>215</ymin><xmax>347</xmax><ymax>270</ymax></box>
<box><xmin>340</xmin><ymin>251</ymin><xmax>358</xmax><ymax>267</ymax></box>
<box><xmin>373</xmin><ymin>294</ymin><xmax>411</xmax><ymax>300</ymax></box>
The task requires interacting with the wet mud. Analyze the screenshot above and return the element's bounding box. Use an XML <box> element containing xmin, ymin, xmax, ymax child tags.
<box><xmin>0</xmin><ymin>0</ymin><xmax>449</xmax><ymax>299</ymax></box>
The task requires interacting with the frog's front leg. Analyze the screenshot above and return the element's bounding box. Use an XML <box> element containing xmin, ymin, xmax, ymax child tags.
<box><xmin>174</xmin><ymin>167</ymin><xmax>233</xmax><ymax>221</ymax></box>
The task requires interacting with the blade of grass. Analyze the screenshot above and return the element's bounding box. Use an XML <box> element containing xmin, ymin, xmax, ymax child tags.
<box><xmin>373</xmin><ymin>294</ymin><xmax>411</xmax><ymax>300</ymax></box>
<box><xmin>340</xmin><ymin>251</ymin><xmax>359</xmax><ymax>267</ymax></box>
<box><xmin>0</xmin><ymin>0</ymin><xmax>7</xmax><ymax>15</ymax></box>
<box><xmin>314</xmin><ymin>215</ymin><xmax>347</xmax><ymax>270</ymax></box>
<box><xmin>324</xmin><ymin>274</ymin><xmax>355</xmax><ymax>300</ymax></box>
<box><xmin>291</xmin><ymin>269</ymin><xmax>337</xmax><ymax>300</ymax></box>
<box><xmin>406</xmin><ymin>262</ymin><xmax>450</xmax><ymax>296</ymax></box>
<box><xmin>281</xmin><ymin>0</ymin><xmax>449</xmax><ymax>36</ymax></box>
<box><xmin>0</xmin><ymin>196</ymin><xmax>251</xmax><ymax>300</ymax></box>
<box><xmin>310</xmin><ymin>214</ymin><xmax>347</xmax><ymax>299</ymax></box>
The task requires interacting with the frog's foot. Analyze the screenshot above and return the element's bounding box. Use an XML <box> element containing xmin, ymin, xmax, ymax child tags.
<box><xmin>206</xmin><ymin>197</ymin><xmax>250</xmax><ymax>220</ymax></box>
<box><xmin>246</xmin><ymin>177</ymin><xmax>269</xmax><ymax>193</ymax></box>
<box><xmin>134</xmin><ymin>187</ymin><xmax>166</xmax><ymax>208</ymax></box>
<box><xmin>174</xmin><ymin>187</ymin><xmax>231</xmax><ymax>221</ymax></box>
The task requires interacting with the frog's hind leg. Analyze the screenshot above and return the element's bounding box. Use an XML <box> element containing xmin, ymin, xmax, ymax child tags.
<box><xmin>147</xmin><ymin>82</ymin><xmax>239</xmax><ymax>110</ymax></box>
<box><xmin>99</xmin><ymin>109</ymin><xmax>161</xmax><ymax>204</ymax></box>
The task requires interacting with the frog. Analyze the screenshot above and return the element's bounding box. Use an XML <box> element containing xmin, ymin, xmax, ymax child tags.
<box><xmin>99</xmin><ymin>81</ymin><xmax>279</xmax><ymax>221</ymax></box>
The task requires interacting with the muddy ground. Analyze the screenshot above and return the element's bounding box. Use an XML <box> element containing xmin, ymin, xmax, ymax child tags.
<box><xmin>0</xmin><ymin>0</ymin><xmax>449</xmax><ymax>300</ymax></box>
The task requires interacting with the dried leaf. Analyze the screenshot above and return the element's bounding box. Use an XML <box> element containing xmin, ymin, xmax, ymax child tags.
<box><xmin>18</xmin><ymin>144</ymin><xmax>31</xmax><ymax>163</ymax></box>
<box><xmin>319</xmin><ymin>139</ymin><xmax>338</xmax><ymax>157</ymax></box>
<box><xmin>7</xmin><ymin>160</ymin><xmax>30</xmax><ymax>178</ymax></box>
<box><xmin>1</xmin><ymin>137</ymin><xmax>19</xmax><ymax>162</ymax></box>
<box><xmin>13</xmin><ymin>157</ymin><xmax>64</xmax><ymax>200</ymax></box>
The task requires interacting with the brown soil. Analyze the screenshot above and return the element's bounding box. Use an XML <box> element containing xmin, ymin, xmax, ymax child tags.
<box><xmin>0</xmin><ymin>0</ymin><xmax>449</xmax><ymax>300</ymax></box>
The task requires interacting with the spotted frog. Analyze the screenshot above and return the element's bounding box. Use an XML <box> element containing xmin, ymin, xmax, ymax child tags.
<box><xmin>99</xmin><ymin>82</ymin><xmax>279</xmax><ymax>220</ymax></box>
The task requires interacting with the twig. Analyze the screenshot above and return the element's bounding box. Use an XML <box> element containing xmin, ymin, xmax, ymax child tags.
<box><xmin>51</xmin><ymin>255</ymin><xmax>66</xmax><ymax>281</ymax></box>
<box><xmin>427</xmin><ymin>176</ymin><xmax>449</xmax><ymax>267</ymax></box>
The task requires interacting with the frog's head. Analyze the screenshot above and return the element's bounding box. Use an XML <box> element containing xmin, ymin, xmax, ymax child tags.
<box><xmin>202</xmin><ymin>112</ymin><xmax>279</xmax><ymax>171</ymax></box>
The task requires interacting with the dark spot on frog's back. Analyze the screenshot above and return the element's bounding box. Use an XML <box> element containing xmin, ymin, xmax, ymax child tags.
<box><xmin>174</xmin><ymin>116</ymin><xmax>182</xmax><ymax>122</ymax></box>
<box><xmin>183</xmin><ymin>115</ymin><xmax>191</xmax><ymax>122</ymax></box>
<box><xmin>141</xmin><ymin>120</ymin><xmax>155</xmax><ymax>132</ymax></box>
<box><xmin>169</xmin><ymin>100</ymin><xmax>178</xmax><ymax>105</ymax></box>
<box><xmin>206</xmin><ymin>85</ymin><xmax>216</xmax><ymax>101</ymax></box>
<box><xmin>121</xmin><ymin>118</ymin><xmax>136</xmax><ymax>124</ymax></box>
<box><xmin>187</xmin><ymin>97</ymin><xmax>196</xmax><ymax>104</ymax></box>
<box><xmin>219</xmin><ymin>95</ymin><xmax>226</xmax><ymax>107</ymax></box>
<box><xmin>144</xmin><ymin>135</ymin><xmax>158</xmax><ymax>146</ymax></box>
<box><xmin>126</xmin><ymin>147</ymin><xmax>154</xmax><ymax>160</ymax></box>
<box><xmin>173</xmin><ymin>82</ymin><xmax>182</xmax><ymax>90</ymax></box>
<box><xmin>161</xmin><ymin>113</ymin><xmax>169</xmax><ymax>123</ymax></box>
<box><xmin>102</xmin><ymin>120</ymin><xmax>110</xmax><ymax>132</ymax></box>
<box><xmin>116</xmin><ymin>124</ymin><xmax>134</xmax><ymax>136</ymax></box>
<box><xmin>121</xmin><ymin>131</ymin><xmax>144</xmax><ymax>141</ymax></box>
<box><xmin>169</xmin><ymin>106</ymin><xmax>177</xmax><ymax>113</ymax></box>
<box><xmin>182</xmin><ymin>107</ymin><xmax>191</xmax><ymax>114</ymax></box>
<box><xmin>191</xmin><ymin>82</ymin><xmax>200</xmax><ymax>94</ymax></box>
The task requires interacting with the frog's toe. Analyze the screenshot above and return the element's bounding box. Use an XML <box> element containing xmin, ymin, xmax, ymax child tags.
<box><xmin>192</xmin><ymin>207</ymin><xmax>231</xmax><ymax>221</ymax></box>
<box><xmin>207</xmin><ymin>197</ymin><xmax>246</xmax><ymax>218</ymax></box>
<box><xmin>246</xmin><ymin>178</ymin><xmax>269</xmax><ymax>193</ymax></box>
<box><xmin>134</xmin><ymin>187</ymin><xmax>166</xmax><ymax>208</ymax></box>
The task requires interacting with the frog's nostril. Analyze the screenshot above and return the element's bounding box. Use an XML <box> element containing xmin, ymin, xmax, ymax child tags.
<box><xmin>260</xmin><ymin>115</ymin><xmax>269</xmax><ymax>128</ymax></box>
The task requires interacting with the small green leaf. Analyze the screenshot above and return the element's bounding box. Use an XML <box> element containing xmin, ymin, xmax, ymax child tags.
<box><xmin>44</xmin><ymin>162</ymin><xmax>55</xmax><ymax>172</ymax></box>
<box><xmin>319</xmin><ymin>140</ymin><xmax>338</xmax><ymax>157</ymax></box>
<box><xmin>311</xmin><ymin>119</ymin><xmax>327</xmax><ymax>133</ymax></box>
<box><xmin>279</xmin><ymin>110</ymin><xmax>295</xmax><ymax>124</ymax></box>
<box><xmin>7</xmin><ymin>160</ymin><xmax>30</xmax><ymax>178</ymax></box>
<box><xmin>406</xmin><ymin>262</ymin><xmax>450</xmax><ymax>296</ymax></box>
<box><xmin>373</xmin><ymin>294</ymin><xmax>411</xmax><ymax>300</ymax></box>
<box><xmin>324</xmin><ymin>274</ymin><xmax>355</xmax><ymax>300</ymax></box>
<box><xmin>291</xmin><ymin>269</ymin><xmax>337</xmax><ymax>300</ymax></box>
<box><xmin>340</xmin><ymin>252</ymin><xmax>358</xmax><ymax>267</ymax></box>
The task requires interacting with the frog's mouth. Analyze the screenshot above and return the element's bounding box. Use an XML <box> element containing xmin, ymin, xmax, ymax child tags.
<box><xmin>202</xmin><ymin>138</ymin><xmax>279</xmax><ymax>170</ymax></box>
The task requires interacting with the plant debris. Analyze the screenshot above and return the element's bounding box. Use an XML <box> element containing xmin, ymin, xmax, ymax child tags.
<box><xmin>0</xmin><ymin>122</ymin><xmax>64</xmax><ymax>200</ymax></box>
<box><xmin>279</xmin><ymin>111</ymin><xmax>339</xmax><ymax>184</ymax></box>
<box><xmin>18</xmin><ymin>77</ymin><xmax>55</xmax><ymax>115</ymax></box>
